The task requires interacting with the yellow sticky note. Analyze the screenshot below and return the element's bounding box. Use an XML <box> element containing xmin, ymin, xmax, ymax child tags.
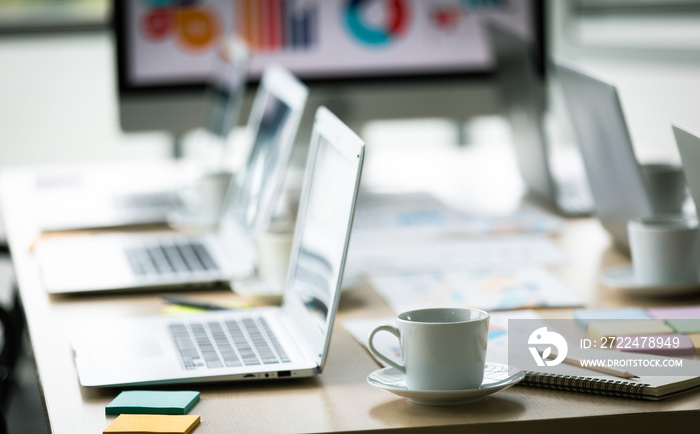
<box><xmin>689</xmin><ymin>334</ymin><xmax>700</xmax><ymax>354</ymax></box>
<box><xmin>104</xmin><ymin>414</ymin><xmax>200</xmax><ymax>434</ymax></box>
<box><xmin>588</xmin><ymin>320</ymin><xmax>674</xmax><ymax>340</ymax></box>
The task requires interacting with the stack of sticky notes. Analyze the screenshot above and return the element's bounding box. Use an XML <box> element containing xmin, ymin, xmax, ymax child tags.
<box><xmin>573</xmin><ymin>306</ymin><xmax>700</xmax><ymax>356</ymax></box>
<box><xmin>103</xmin><ymin>391</ymin><xmax>201</xmax><ymax>434</ymax></box>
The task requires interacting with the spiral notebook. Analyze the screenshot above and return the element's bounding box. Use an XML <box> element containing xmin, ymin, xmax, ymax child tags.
<box><xmin>514</xmin><ymin>348</ymin><xmax>700</xmax><ymax>401</ymax></box>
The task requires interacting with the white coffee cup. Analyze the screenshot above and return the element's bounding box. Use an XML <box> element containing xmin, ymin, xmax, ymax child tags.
<box><xmin>628</xmin><ymin>215</ymin><xmax>700</xmax><ymax>285</ymax></box>
<box><xmin>641</xmin><ymin>163</ymin><xmax>687</xmax><ymax>215</ymax></box>
<box><xmin>368</xmin><ymin>308</ymin><xmax>489</xmax><ymax>391</ymax></box>
<box><xmin>255</xmin><ymin>225</ymin><xmax>295</xmax><ymax>289</ymax></box>
<box><xmin>180</xmin><ymin>171</ymin><xmax>233</xmax><ymax>221</ymax></box>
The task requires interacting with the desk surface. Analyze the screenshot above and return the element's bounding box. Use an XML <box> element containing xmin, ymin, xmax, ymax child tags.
<box><xmin>3</xmin><ymin>162</ymin><xmax>700</xmax><ymax>433</ymax></box>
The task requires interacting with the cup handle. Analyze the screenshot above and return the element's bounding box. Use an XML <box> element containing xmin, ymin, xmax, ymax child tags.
<box><xmin>367</xmin><ymin>324</ymin><xmax>404</xmax><ymax>373</ymax></box>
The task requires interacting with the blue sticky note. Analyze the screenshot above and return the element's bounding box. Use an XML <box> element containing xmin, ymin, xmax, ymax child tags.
<box><xmin>106</xmin><ymin>391</ymin><xmax>200</xmax><ymax>415</ymax></box>
<box><xmin>573</xmin><ymin>307</ymin><xmax>651</xmax><ymax>328</ymax></box>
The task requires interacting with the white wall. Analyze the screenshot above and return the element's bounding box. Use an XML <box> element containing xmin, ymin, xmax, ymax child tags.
<box><xmin>0</xmin><ymin>32</ymin><xmax>172</xmax><ymax>166</ymax></box>
<box><xmin>550</xmin><ymin>1</ymin><xmax>700</xmax><ymax>165</ymax></box>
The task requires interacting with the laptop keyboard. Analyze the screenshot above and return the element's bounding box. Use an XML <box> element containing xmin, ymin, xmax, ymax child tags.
<box><xmin>168</xmin><ymin>316</ymin><xmax>291</xmax><ymax>370</ymax></box>
<box><xmin>114</xmin><ymin>191</ymin><xmax>184</xmax><ymax>214</ymax></box>
<box><xmin>125</xmin><ymin>241</ymin><xmax>219</xmax><ymax>277</ymax></box>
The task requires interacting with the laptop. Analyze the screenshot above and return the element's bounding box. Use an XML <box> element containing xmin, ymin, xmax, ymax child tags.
<box><xmin>70</xmin><ymin>107</ymin><xmax>365</xmax><ymax>387</ymax></box>
<box><xmin>673</xmin><ymin>125</ymin><xmax>700</xmax><ymax>213</ymax></box>
<box><xmin>554</xmin><ymin>60</ymin><xmax>657</xmax><ymax>251</ymax></box>
<box><xmin>34</xmin><ymin>66</ymin><xmax>308</xmax><ymax>294</ymax></box>
<box><xmin>488</xmin><ymin>25</ymin><xmax>593</xmax><ymax>216</ymax></box>
<box><xmin>34</xmin><ymin>36</ymin><xmax>250</xmax><ymax>232</ymax></box>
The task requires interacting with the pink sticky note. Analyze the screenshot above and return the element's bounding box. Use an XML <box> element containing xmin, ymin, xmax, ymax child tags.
<box><xmin>646</xmin><ymin>306</ymin><xmax>700</xmax><ymax>320</ymax></box>
<box><xmin>617</xmin><ymin>334</ymin><xmax>695</xmax><ymax>356</ymax></box>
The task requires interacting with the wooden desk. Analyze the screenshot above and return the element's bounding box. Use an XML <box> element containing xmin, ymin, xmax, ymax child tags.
<box><xmin>2</xmin><ymin>163</ymin><xmax>700</xmax><ymax>433</ymax></box>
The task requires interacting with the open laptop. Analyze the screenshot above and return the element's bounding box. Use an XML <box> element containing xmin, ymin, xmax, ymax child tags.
<box><xmin>489</xmin><ymin>25</ymin><xmax>593</xmax><ymax>216</ymax></box>
<box><xmin>34</xmin><ymin>36</ymin><xmax>250</xmax><ymax>232</ymax></box>
<box><xmin>70</xmin><ymin>107</ymin><xmax>365</xmax><ymax>387</ymax></box>
<box><xmin>34</xmin><ymin>66</ymin><xmax>308</xmax><ymax>294</ymax></box>
<box><xmin>673</xmin><ymin>126</ymin><xmax>700</xmax><ymax>213</ymax></box>
<box><xmin>554</xmin><ymin>60</ymin><xmax>657</xmax><ymax>251</ymax></box>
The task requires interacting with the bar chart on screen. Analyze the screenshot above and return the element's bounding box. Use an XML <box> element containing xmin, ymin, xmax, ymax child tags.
<box><xmin>235</xmin><ymin>0</ymin><xmax>318</xmax><ymax>51</ymax></box>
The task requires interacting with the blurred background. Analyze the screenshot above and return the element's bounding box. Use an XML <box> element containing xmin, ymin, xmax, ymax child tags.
<box><xmin>1</xmin><ymin>0</ymin><xmax>699</xmax><ymax>166</ymax></box>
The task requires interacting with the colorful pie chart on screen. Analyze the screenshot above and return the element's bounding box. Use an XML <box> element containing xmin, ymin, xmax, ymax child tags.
<box><xmin>141</xmin><ymin>2</ymin><xmax>221</xmax><ymax>54</ymax></box>
<box><xmin>175</xmin><ymin>7</ymin><xmax>221</xmax><ymax>53</ymax></box>
<box><xmin>344</xmin><ymin>0</ymin><xmax>410</xmax><ymax>46</ymax></box>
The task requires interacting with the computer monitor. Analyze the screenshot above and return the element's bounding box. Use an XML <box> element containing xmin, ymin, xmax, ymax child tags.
<box><xmin>113</xmin><ymin>0</ymin><xmax>239</xmax><ymax>157</ymax></box>
<box><xmin>113</xmin><ymin>0</ymin><xmax>545</xmax><ymax>151</ymax></box>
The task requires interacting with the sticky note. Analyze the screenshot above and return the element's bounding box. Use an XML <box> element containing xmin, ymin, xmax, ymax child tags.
<box><xmin>688</xmin><ymin>334</ymin><xmax>700</xmax><ymax>354</ymax></box>
<box><xmin>646</xmin><ymin>306</ymin><xmax>700</xmax><ymax>320</ymax></box>
<box><xmin>106</xmin><ymin>391</ymin><xmax>200</xmax><ymax>415</ymax></box>
<box><xmin>573</xmin><ymin>307</ymin><xmax>651</xmax><ymax>328</ymax></box>
<box><xmin>665</xmin><ymin>319</ymin><xmax>700</xmax><ymax>334</ymax></box>
<box><xmin>588</xmin><ymin>320</ymin><xmax>673</xmax><ymax>340</ymax></box>
<box><xmin>103</xmin><ymin>414</ymin><xmax>200</xmax><ymax>434</ymax></box>
<box><xmin>617</xmin><ymin>334</ymin><xmax>696</xmax><ymax>356</ymax></box>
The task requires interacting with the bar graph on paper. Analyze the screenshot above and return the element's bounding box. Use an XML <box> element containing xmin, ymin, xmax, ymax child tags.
<box><xmin>235</xmin><ymin>0</ymin><xmax>318</xmax><ymax>52</ymax></box>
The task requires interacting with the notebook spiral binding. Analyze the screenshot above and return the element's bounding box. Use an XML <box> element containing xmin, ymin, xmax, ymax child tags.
<box><xmin>520</xmin><ymin>372</ymin><xmax>650</xmax><ymax>399</ymax></box>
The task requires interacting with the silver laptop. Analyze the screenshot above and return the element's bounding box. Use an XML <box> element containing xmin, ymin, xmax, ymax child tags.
<box><xmin>35</xmin><ymin>36</ymin><xmax>250</xmax><ymax>232</ymax></box>
<box><xmin>34</xmin><ymin>66</ymin><xmax>308</xmax><ymax>294</ymax></box>
<box><xmin>70</xmin><ymin>107</ymin><xmax>365</xmax><ymax>387</ymax></box>
<box><xmin>554</xmin><ymin>60</ymin><xmax>657</xmax><ymax>251</ymax></box>
<box><xmin>489</xmin><ymin>25</ymin><xmax>593</xmax><ymax>216</ymax></box>
<box><xmin>673</xmin><ymin>125</ymin><xmax>700</xmax><ymax>212</ymax></box>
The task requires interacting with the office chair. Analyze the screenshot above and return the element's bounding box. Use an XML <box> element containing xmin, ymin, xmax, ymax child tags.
<box><xmin>0</xmin><ymin>288</ymin><xmax>25</xmax><ymax>434</ymax></box>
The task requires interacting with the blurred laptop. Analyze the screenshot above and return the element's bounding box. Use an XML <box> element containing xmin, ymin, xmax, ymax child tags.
<box><xmin>554</xmin><ymin>60</ymin><xmax>661</xmax><ymax>251</ymax></box>
<box><xmin>34</xmin><ymin>66</ymin><xmax>308</xmax><ymax>294</ymax></box>
<box><xmin>70</xmin><ymin>107</ymin><xmax>365</xmax><ymax>387</ymax></box>
<box><xmin>35</xmin><ymin>36</ymin><xmax>250</xmax><ymax>232</ymax></box>
<box><xmin>673</xmin><ymin>126</ymin><xmax>700</xmax><ymax>213</ymax></box>
<box><xmin>489</xmin><ymin>24</ymin><xmax>593</xmax><ymax>216</ymax></box>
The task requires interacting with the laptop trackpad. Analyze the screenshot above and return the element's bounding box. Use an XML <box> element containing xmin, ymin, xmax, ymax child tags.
<box><xmin>135</xmin><ymin>338</ymin><xmax>164</xmax><ymax>358</ymax></box>
<box><xmin>82</xmin><ymin>336</ymin><xmax>164</xmax><ymax>362</ymax></box>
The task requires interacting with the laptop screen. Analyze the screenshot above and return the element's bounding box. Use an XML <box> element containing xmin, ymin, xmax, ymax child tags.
<box><xmin>287</xmin><ymin>136</ymin><xmax>354</xmax><ymax>326</ymax></box>
<box><xmin>282</xmin><ymin>108</ymin><xmax>364</xmax><ymax>369</ymax></box>
<box><xmin>555</xmin><ymin>61</ymin><xmax>653</xmax><ymax>248</ymax></box>
<box><xmin>221</xmin><ymin>90</ymin><xmax>292</xmax><ymax>234</ymax></box>
<box><xmin>205</xmin><ymin>37</ymin><xmax>249</xmax><ymax>139</ymax></box>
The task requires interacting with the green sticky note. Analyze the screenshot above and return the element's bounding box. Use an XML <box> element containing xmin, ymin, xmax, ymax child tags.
<box><xmin>106</xmin><ymin>391</ymin><xmax>200</xmax><ymax>415</ymax></box>
<box><xmin>667</xmin><ymin>319</ymin><xmax>700</xmax><ymax>334</ymax></box>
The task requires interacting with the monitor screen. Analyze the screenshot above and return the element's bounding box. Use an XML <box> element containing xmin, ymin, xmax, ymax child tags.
<box><xmin>114</xmin><ymin>0</ymin><xmax>544</xmax><ymax>93</ymax></box>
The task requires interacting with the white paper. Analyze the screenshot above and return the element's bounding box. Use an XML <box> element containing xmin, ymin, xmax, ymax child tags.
<box><xmin>345</xmin><ymin>236</ymin><xmax>566</xmax><ymax>276</ymax></box>
<box><xmin>368</xmin><ymin>268</ymin><xmax>583</xmax><ymax>314</ymax></box>
<box><xmin>351</xmin><ymin>192</ymin><xmax>563</xmax><ymax>245</ymax></box>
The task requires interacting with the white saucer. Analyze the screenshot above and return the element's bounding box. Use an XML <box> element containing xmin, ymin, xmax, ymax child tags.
<box><xmin>599</xmin><ymin>265</ymin><xmax>700</xmax><ymax>296</ymax></box>
<box><xmin>367</xmin><ymin>363</ymin><xmax>524</xmax><ymax>406</ymax></box>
